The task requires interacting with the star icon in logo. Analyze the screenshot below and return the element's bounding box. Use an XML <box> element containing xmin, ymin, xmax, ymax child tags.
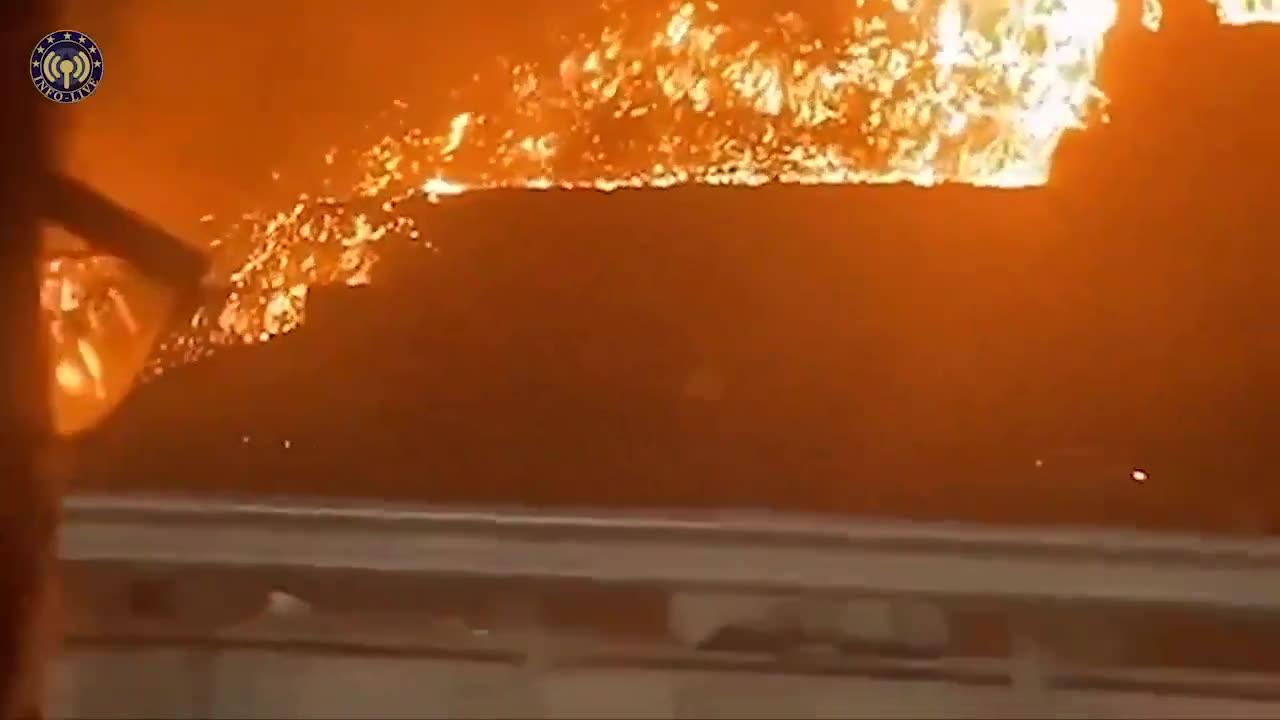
<box><xmin>62</xmin><ymin>32</ymin><xmax>71</xmax><ymax>40</ymax></box>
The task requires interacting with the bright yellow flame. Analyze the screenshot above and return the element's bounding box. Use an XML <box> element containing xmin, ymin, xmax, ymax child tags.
<box><xmin>1142</xmin><ymin>0</ymin><xmax>1163</xmax><ymax>30</ymax></box>
<box><xmin>44</xmin><ymin>258</ymin><xmax>105</xmax><ymax>399</ymax></box>
<box><xmin>48</xmin><ymin>0</ymin><xmax>1178</xmax><ymax>401</ymax></box>
<box><xmin>431</xmin><ymin>0</ymin><xmax>1121</xmax><ymax>191</ymax></box>
<box><xmin>43</xmin><ymin>256</ymin><xmax>132</xmax><ymax>413</ymax></box>
<box><xmin>1211</xmin><ymin>0</ymin><xmax>1280</xmax><ymax>24</ymax></box>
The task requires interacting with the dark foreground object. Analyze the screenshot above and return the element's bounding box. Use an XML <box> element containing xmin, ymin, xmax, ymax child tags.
<box><xmin>73</xmin><ymin>174</ymin><xmax>1279</xmax><ymax>534</ymax></box>
<box><xmin>1</xmin><ymin>5</ymin><xmax>55</xmax><ymax>719</ymax></box>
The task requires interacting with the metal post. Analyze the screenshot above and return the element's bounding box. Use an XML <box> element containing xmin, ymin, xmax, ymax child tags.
<box><xmin>1009</xmin><ymin>618</ymin><xmax>1055</xmax><ymax>718</ymax></box>
<box><xmin>0</xmin><ymin>3</ymin><xmax>58</xmax><ymax>719</ymax></box>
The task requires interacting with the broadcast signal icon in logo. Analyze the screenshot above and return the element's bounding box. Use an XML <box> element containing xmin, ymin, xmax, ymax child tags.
<box><xmin>30</xmin><ymin>31</ymin><xmax>104</xmax><ymax>104</ymax></box>
<box><xmin>44</xmin><ymin>48</ymin><xmax>92</xmax><ymax>90</ymax></box>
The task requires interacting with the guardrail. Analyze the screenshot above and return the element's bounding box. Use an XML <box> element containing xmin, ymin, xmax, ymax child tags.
<box><xmin>61</xmin><ymin>494</ymin><xmax>1280</xmax><ymax>610</ymax></box>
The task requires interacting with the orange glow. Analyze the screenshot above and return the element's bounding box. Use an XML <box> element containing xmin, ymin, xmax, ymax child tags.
<box><xmin>55</xmin><ymin>0</ymin><xmax>1269</xmax><ymax>425</ymax></box>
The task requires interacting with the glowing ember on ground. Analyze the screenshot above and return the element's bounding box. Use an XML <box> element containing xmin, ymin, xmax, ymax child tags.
<box><xmin>53</xmin><ymin>0</ymin><xmax>1272</xmax><ymax>416</ymax></box>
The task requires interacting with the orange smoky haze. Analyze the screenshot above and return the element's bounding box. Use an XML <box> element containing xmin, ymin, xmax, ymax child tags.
<box><xmin>47</xmin><ymin>1</ymin><xmax>470</xmax><ymax>432</ymax></box>
<box><xmin>41</xmin><ymin>1</ymin><xmax>1277</xmax><ymax>436</ymax></box>
<box><xmin>54</xmin><ymin>1</ymin><xmax>497</xmax><ymax>238</ymax></box>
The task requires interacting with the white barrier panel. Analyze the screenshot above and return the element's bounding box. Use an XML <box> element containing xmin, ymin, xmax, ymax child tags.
<box><xmin>61</xmin><ymin>495</ymin><xmax>1280</xmax><ymax>610</ymax></box>
<box><xmin>54</xmin><ymin>648</ymin><xmax>1280</xmax><ymax>720</ymax></box>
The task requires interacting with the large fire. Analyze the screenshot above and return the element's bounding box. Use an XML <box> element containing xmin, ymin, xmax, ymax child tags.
<box><xmin>189</xmin><ymin>0</ymin><xmax>1120</xmax><ymax>349</ymax></box>
<box><xmin>38</xmin><ymin>0</ymin><xmax>1272</xmax><ymax>433</ymax></box>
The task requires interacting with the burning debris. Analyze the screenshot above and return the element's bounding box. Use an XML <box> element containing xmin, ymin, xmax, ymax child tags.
<box><xmin>43</xmin><ymin>0</ymin><xmax>1274</xmax><ymax>418</ymax></box>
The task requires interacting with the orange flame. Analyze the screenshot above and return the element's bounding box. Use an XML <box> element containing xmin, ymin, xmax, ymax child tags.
<box><xmin>44</xmin><ymin>0</ymin><xmax>1200</xmax><ymax>425</ymax></box>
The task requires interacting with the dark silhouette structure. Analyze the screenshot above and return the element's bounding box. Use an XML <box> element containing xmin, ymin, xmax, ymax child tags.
<box><xmin>1</xmin><ymin>5</ymin><xmax>206</xmax><ymax>716</ymax></box>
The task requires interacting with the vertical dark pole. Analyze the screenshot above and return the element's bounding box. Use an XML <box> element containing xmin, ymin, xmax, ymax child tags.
<box><xmin>0</xmin><ymin>2</ymin><xmax>57</xmax><ymax>719</ymax></box>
